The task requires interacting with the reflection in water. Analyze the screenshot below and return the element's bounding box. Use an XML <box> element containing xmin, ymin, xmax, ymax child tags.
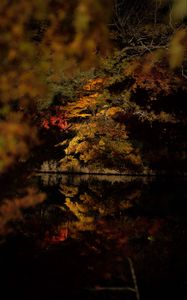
<box><xmin>1</xmin><ymin>174</ymin><xmax>187</xmax><ymax>300</ymax></box>
<box><xmin>36</xmin><ymin>174</ymin><xmax>155</xmax><ymax>244</ymax></box>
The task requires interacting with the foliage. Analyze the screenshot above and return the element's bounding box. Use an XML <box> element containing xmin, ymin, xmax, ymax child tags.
<box><xmin>1</xmin><ymin>0</ymin><xmax>187</xmax><ymax>237</ymax></box>
<box><xmin>36</xmin><ymin>69</ymin><xmax>97</xmax><ymax>110</ymax></box>
<box><xmin>0</xmin><ymin>0</ymin><xmax>112</xmax><ymax>236</ymax></box>
<box><xmin>0</xmin><ymin>188</ymin><xmax>45</xmax><ymax>236</ymax></box>
<box><xmin>171</xmin><ymin>0</ymin><xmax>187</xmax><ymax>21</ymax></box>
<box><xmin>55</xmin><ymin>43</ymin><xmax>187</xmax><ymax>173</ymax></box>
<box><xmin>39</xmin><ymin>107</ymin><xmax>69</xmax><ymax>132</ymax></box>
<box><xmin>0</xmin><ymin>0</ymin><xmax>111</xmax><ymax>173</ymax></box>
<box><xmin>32</xmin><ymin>0</ymin><xmax>187</xmax><ymax>175</ymax></box>
<box><xmin>19</xmin><ymin>177</ymin><xmax>170</xmax><ymax>250</ymax></box>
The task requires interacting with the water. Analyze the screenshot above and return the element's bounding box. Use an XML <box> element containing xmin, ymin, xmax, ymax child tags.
<box><xmin>0</xmin><ymin>174</ymin><xmax>187</xmax><ymax>300</ymax></box>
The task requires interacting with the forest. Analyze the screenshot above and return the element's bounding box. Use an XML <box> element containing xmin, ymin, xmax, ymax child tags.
<box><xmin>0</xmin><ymin>1</ymin><xmax>187</xmax><ymax>300</ymax></box>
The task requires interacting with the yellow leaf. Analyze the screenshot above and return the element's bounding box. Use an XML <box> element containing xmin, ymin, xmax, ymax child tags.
<box><xmin>169</xmin><ymin>29</ymin><xmax>187</xmax><ymax>69</ymax></box>
<box><xmin>172</xmin><ymin>0</ymin><xmax>187</xmax><ymax>20</ymax></box>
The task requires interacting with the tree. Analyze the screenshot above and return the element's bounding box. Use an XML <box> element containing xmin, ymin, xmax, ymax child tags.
<box><xmin>0</xmin><ymin>0</ymin><xmax>112</xmax><ymax>235</ymax></box>
<box><xmin>0</xmin><ymin>0</ymin><xmax>112</xmax><ymax>173</ymax></box>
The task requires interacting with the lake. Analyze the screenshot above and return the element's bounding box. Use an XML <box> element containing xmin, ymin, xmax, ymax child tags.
<box><xmin>0</xmin><ymin>173</ymin><xmax>187</xmax><ymax>300</ymax></box>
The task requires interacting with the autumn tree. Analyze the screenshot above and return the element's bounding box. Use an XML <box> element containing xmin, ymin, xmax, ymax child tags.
<box><xmin>0</xmin><ymin>0</ymin><xmax>112</xmax><ymax>235</ymax></box>
<box><xmin>52</xmin><ymin>0</ymin><xmax>187</xmax><ymax>174</ymax></box>
<box><xmin>0</xmin><ymin>0</ymin><xmax>112</xmax><ymax>173</ymax></box>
